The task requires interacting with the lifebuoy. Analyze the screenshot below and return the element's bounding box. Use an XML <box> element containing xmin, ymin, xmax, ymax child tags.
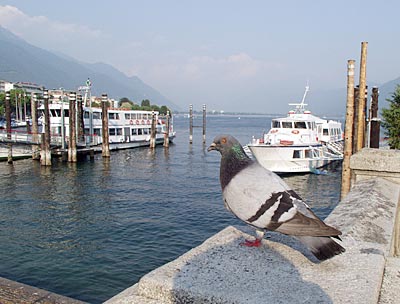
<box><xmin>130</xmin><ymin>120</ymin><xmax>133</xmax><ymax>125</ymax></box>
<box><xmin>292</xmin><ymin>130</ymin><xmax>299</xmax><ymax>134</ymax></box>
<box><xmin>147</xmin><ymin>120</ymin><xmax>151</xmax><ymax>124</ymax></box>
<box><xmin>141</xmin><ymin>120</ymin><xmax>145</xmax><ymax>125</ymax></box>
<box><xmin>136</xmin><ymin>120</ymin><xmax>139</xmax><ymax>124</ymax></box>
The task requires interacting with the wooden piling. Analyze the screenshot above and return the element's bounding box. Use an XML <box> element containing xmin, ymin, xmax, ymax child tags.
<box><xmin>164</xmin><ymin>111</ymin><xmax>170</xmax><ymax>148</ymax></box>
<box><xmin>355</xmin><ymin>42</ymin><xmax>368</xmax><ymax>152</ymax></box>
<box><xmin>68</xmin><ymin>92</ymin><xmax>77</xmax><ymax>162</ymax></box>
<box><xmin>31</xmin><ymin>93</ymin><xmax>40</xmax><ymax>160</ymax></box>
<box><xmin>341</xmin><ymin>60</ymin><xmax>356</xmax><ymax>200</ymax></box>
<box><xmin>41</xmin><ymin>90</ymin><xmax>52</xmax><ymax>166</ymax></box>
<box><xmin>5</xmin><ymin>91</ymin><xmax>12</xmax><ymax>164</ymax></box>
<box><xmin>189</xmin><ymin>104</ymin><xmax>193</xmax><ymax>144</ymax></box>
<box><xmin>101</xmin><ymin>94</ymin><xmax>110</xmax><ymax>158</ymax></box>
<box><xmin>150</xmin><ymin>111</ymin><xmax>156</xmax><ymax>149</ymax></box>
<box><xmin>202</xmin><ymin>104</ymin><xmax>206</xmax><ymax>144</ymax></box>
<box><xmin>369</xmin><ymin>87</ymin><xmax>380</xmax><ymax>148</ymax></box>
<box><xmin>77</xmin><ymin>94</ymin><xmax>85</xmax><ymax>143</ymax></box>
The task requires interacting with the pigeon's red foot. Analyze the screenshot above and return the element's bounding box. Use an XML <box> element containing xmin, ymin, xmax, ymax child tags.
<box><xmin>240</xmin><ymin>238</ymin><xmax>262</xmax><ymax>247</ymax></box>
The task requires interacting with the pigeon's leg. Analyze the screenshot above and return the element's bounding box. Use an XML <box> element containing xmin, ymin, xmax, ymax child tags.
<box><xmin>240</xmin><ymin>230</ymin><xmax>264</xmax><ymax>247</ymax></box>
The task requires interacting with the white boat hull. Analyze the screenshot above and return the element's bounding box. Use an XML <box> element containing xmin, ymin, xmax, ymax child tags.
<box><xmin>248</xmin><ymin>144</ymin><xmax>342</xmax><ymax>173</ymax></box>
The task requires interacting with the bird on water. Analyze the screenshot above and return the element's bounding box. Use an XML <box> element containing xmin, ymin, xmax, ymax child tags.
<box><xmin>208</xmin><ymin>134</ymin><xmax>345</xmax><ymax>261</ymax></box>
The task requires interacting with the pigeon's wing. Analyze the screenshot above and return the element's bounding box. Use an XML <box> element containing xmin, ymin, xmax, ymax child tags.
<box><xmin>222</xmin><ymin>162</ymin><xmax>297</xmax><ymax>229</ymax></box>
<box><xmin>223</xmin><ymin>162</ymin><xmax>341</xmax><ymax>236</ymax></box>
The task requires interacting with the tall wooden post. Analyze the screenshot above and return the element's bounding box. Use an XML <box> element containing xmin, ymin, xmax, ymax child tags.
<box><xmin>68</xmin><ymin>92</ymin><xmax>77</xmax><ymax>162</ymax></box>
<box><xmin>5</xmin><ymin>91</ymin><xmax>12</xmax><ymax>164</ymax></box>
<box><xmin>202</xmin><ymin>104</ymin><xmax>206</xmax><ymax>144</ymax></box>
<box><xmin>31</xmin><ymin>93</ymin><xmax>40</xmax><ymax>159</ymax></box>
<box><xmin>369</xmin><ymin>87</ymin><xmax>380</xmax><ymax>148</ymax></box>
<box><xmin>356</xmin><ymin>41</ymin><xmax>368</xmax><ymax>152</ymax></box>
<box><xmin>189</xmin><ymin>104</ymin><xmax>193</xmax><ymax>144</ymax></box>
<box><xmin>101</xmin><ymin>94</ymin><xmax>110</xmax><ymax>157</ymax></box>
<box><xmin>77</xmin><ymin>94</ymin><xmax>85</xmax><ymax>144</ymax></box>
<box><xmin>150</xmin><ymin>111</ymin><xmax>156</xmax><ymax>148</ymax></box>
<box><xmin>352</xmin><ymin>87</ymin><xmax>360</xmax><ymax>154</ymax></box>
<box><xmin>164</xmin><ymin>111</ymin><xmax>170</xmax><ymax>148</ymax></box>
<box><xmin>40</xmin><ymin>89</ymin><xmax>52</xmax><ymax>166</ymax></box>
<box><xmin>341</xmin><ymin>60</ymin><xmax>356</xmax><ymax>200</ymax></box>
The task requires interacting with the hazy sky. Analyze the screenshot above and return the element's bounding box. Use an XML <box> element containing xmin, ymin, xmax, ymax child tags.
<box><xmin>0</xmin><ymin>0</ymin><xmax>399</xmax><ymax>112</ymax></box>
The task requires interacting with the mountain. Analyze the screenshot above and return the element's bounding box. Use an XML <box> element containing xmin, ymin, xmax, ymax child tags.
<box><xmin>0</xmin><ymin>26</ymin><xmax>180</xmax><ymax>110</ymax></box>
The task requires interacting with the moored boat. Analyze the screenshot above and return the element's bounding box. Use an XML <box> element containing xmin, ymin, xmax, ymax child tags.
<box><xmin>247</xmin><ymin>86</ymin><xmax>343</xmax><ymax>173</ymax></box>
<box><xmin>38</xmin><ymin>102</ymin><xmax>176</xmax><ymax>150</ymax></box>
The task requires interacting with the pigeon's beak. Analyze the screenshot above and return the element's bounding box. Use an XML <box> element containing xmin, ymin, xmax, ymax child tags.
<box><xmin>207</xmin><ymin>142</ymin><xmax>217</xmax><ymax>152</ymax></box>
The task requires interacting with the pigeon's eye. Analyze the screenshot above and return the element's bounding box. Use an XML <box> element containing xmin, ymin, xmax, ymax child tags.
<box><xmin>221</xmin><ymin>137</ymin><xmax>227</xmax><ymax>144</ymax></box>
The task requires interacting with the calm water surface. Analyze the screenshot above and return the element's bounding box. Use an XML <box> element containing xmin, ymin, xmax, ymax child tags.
<box><xmin>0</xmin><ymin>115</ymin><xmax>342</xmax><ymax>303</ymax></box>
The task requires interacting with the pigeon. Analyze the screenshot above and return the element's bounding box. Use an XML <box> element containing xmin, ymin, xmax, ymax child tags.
<box><xmin>208</xmin><ymin>134</ymin><xmax>345</xmax><ymax>261</ymax></box>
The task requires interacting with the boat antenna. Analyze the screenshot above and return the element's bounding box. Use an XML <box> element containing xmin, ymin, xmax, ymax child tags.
<box><xmin>289</xmin><ymin>83</ymin><xmax>309</xmax><ymax>113</ymax></box>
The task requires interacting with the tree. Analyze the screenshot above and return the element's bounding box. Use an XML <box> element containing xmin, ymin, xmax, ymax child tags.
<box><xmin>141</xmin><ymin>99</ymin><xmax>151</xmax><ymax>107</ymax></box>
<box><xmin>381</xmin><ymin>84</ymin><xmax>400</xmax><ymax>149</ymax></box>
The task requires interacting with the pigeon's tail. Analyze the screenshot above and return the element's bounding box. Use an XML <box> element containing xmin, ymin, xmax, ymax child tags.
<box><xmin>297</xmin><ymin>236</ymin><xmax>345</xmax><ymax>261</ymax></box>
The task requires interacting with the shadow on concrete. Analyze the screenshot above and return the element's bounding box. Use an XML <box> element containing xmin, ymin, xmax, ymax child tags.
<box><xmin>135</xmin><ymin>225</ymin><xmax>332</xmax><ymax>303</ymax></box>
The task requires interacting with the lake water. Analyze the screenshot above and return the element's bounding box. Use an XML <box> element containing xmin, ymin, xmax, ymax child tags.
<box><xmin>0</xmin><ymin>115</ymin><xmax>342</xmax><ymax>303</ymax></box>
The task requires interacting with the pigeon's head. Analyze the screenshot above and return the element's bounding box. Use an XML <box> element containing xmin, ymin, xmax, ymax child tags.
<box><xmin>207</xmin><ymin>134</ymin><xmax>243</xmax><ymax>156</ymax></box>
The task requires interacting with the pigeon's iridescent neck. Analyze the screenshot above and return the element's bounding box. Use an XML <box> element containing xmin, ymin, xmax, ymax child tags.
<box><xmin>220</xmin><ymin>146</ymin><xmax>252</xmax><ymax>190</ymax></box>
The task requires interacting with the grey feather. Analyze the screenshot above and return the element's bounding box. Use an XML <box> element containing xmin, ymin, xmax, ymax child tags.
<box><xmin>208</xmin><ymin>134</ymin><xmax>345</xmax><ymax>261</ymax></box>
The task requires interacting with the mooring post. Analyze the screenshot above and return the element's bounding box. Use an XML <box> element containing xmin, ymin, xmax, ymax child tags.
<box><xmin>164</xmin><ymin>111</ymin><xmax>170</xmax><ymax>148</ymax></box>
<box><xmin>369</xmin><ymin>87</ymin><xmax>380</xmax><ymax>148</ymax></box>
<box><xmin>5</xmin><ymin>91</ymin><xmax>12</xmax><ymax>164</ymax></box>
<box><xmin>101</xmin><ymin>94</ymin><xmax>110</xmax><ymax>158</ymax></box>
<box><xmin>150</xmin><ymin>111</ymin><xmax>156</xmax><ymax>148</ymax></box>
<box><xmin>355</xmin><ymin>41</ymin><xmax>368</xmax><ymax>152</ymax></box>
<box><xmin>31</xmin><ymin>93</ymin><xmax>39</xmax><ymax>160</ymax></box>
<box><xmin>68</xmin><ymin>92</ymin><xmax>77</xmax><ymax>162</ymax></box>
<box><xmin>202</xmin><ymin>104</ymin><xmax>206</xmax><ymax>144</ymax></box>
<box><xmin>40</xmin><ymin>89</ymin><xmax>52</xmax><ymax>166</ymax></box>
<box><xmin>341</xmin><ymin>59</ymin><xmax>356</xmax><ymax>200</ymax></box>
<box><xmin>189</xmin><ymin>104</ymin><xmax>193</xmax><ymax>144</ymax></box>
<box><xmin>77</xmin><ymin>94</ymin><xmax>85</xmax><ymax>144</ymax></box>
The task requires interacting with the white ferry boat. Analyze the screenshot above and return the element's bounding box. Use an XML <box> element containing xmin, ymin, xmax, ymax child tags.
<box><xmin>39</xmin><ymin>103</ymin><xmax>176</xmax><ymax>150</ymax></box>
<box><xmin>247</xmin><ymin>86</ymin><xmax>343</xmax><ymax>173</ymax></box>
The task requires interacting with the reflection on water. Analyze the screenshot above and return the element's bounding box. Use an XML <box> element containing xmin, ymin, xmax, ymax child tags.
<box><xmin>0</xmin><ymin>115</ymin><xmax>342</xmax><ymax>303</ymax></box>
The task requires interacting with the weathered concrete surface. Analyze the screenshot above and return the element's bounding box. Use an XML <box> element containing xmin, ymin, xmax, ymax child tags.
<box><xmin>0</xmin><ymin>276</ymin><xmax>87</xmax><ymax>304</ymax></box>
<box><xmin>106</xmin><ymin>177</ymin><xmax>400</xmax><ymax>304</ymax></box>
<box><xmin>378</xmin><ymin>257</ymin><xmax>400</xmax><ymax>304</ymax></box>
<box><xmin>351</xmin><ymin>148</ymin><xmax>400</xmax><ymax>184</ymax></box>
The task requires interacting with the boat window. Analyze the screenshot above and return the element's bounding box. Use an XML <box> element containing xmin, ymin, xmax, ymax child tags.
<box><xmin>109</xmin><ymin>113</ymin><xmax>120</xmax><ymax>120</ymax></box>
<box><xmin>50</xmin><ymin>109</ymin><xmax>58</xmax><ymax>117</ymax></box>
<box><xmin>138</xmin><ymin>128</ymin><xmax>143</xmax><ymax>135</ymax></box>
<box><xmin>143</xmin><ymin>128</ymin><xmax>149</xmax><ymax>135</ymax></box>
<box><xmin>293</xmin><ymin>150</ymin><xmax>301</xmax><ymax>158</ymax></box>
<box><xmin>109</xmin><ymin>128</ymin><xmax>116</xmax><ymax>136</ymax></box>
<box><xmin>125</xmin><ymin>113</ymin><xmax>130</xmax><ymax>120</ymax></box>
<box><xmin>307</xmin><ymin>122</ymin><xmax>312</xmax><ymax>129</ymax></box>
<box><xmin>94</xmin><ymin>128</ymin><xmax>101</xmax><ymax>135</ymax></box>
<box><xmin>84</xmin><ymin>111</ymin><xmax>90</xmax><ymax>119</ymax></box>
<box><xmin>305</xmin><ymin>150</ymin><xmax>312</xmax><ymax>158</ymax></box>
<box><xmin>116</xmin><ymin>128</ymin><xmax>123</xmax><ymax>135</ymax></box>
<box><xmin>131</xmin><ymin>128</ymin><xmax>138</xmax><ymax>135</ymax></box>
<box><xmin>93</xmin><ymin>112</ymin><xmax>101</xmax><ymax>120</ymax></box>
<box><xmin>272</xmin><ymin>121</ymin><xmax>280</xmax><ymax>128</ymax></box>
<box><xmin>282</xmin><ymin>122</ymin><xmax>293</xmax><ymax>128</ymax></box>
<box><xmin>294</xmin><ymin>121</ymin><xmax>307</xmax><ymax>129</ymax></box>
<box><xmin>323</xmin><ymin>128</ymin><xmax>329</xmax><ymax>135</ymax></box>
<box><xmin>64</xmin><ymin>110</ymin><xmax>69</xmax><ymax>117</ymax></box>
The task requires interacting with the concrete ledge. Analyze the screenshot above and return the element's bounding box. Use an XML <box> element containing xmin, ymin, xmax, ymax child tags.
<box><xmin>0</xmin><ymin>276</ymin><xmax>87</xmax><ymax>304</ymax></box>
<box><xmin>350</xmin><ymin>148</ymin><xmax>400</xmax><ymax>184</ymax></box>
<box><xmin>106</xmin><ymin>178</ymin><xmax>400</xmax><ymax>304</ymax></box>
